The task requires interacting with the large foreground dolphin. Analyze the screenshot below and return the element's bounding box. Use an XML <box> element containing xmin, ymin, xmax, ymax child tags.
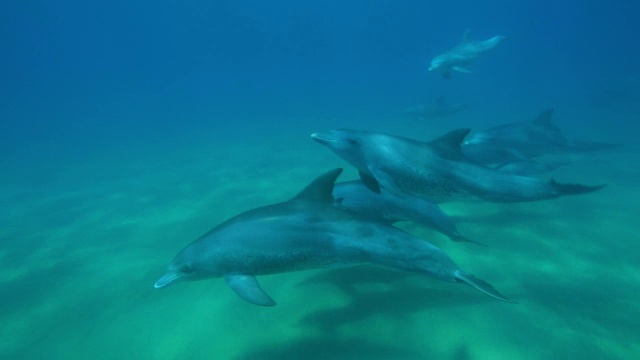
<box><xmin>428</xmin><ymin>30</ymin><xmax>508</xmax><ymax>79</ymax></box>
<box><xmin>155</xmin><ymin>169</ymin><xmax>513</xmax><ymax>306</ymax></box>
<box><xmin>311</xmin><ymin>129</ymin><xmax>605</xmax><ymax>203</ymax></box>
<box><xmin>462</xmin><ymin>109</ymin><xmax>621</xmax><ymax>165</ymax></box>
<box><xmin>333</xmin><ymin>180</ymin><xmax>481</xmax><ymax>245</ymax></box>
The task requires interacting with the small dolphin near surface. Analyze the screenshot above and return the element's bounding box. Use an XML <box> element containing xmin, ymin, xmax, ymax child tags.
<box><xmin>428</xmin><ymin>30</ymin><xmax>508</xmax><ymax>79</ymax></box>
<box><xmin>155</xmin><ymin>169</ymin><xmax>513</xmax><ymax>306</ymax></box>
<box><xmin>404</xmin><ymin>95</ymin><xmax>468</xmax><ymax>121</ymax></box>
<box><xmin>462</xmin><ymin>109</ymin><xmax>622</xmax><ymax>165</ymax></box>
<box><xmin>333</xmin><ymin>180</ymin><xmax>482</xmax><ymax>245</ymax></box>
<box><xmin>311</xmin><ymin>129</ymin><xmax>605</xmax><ymax>203</ymax></box>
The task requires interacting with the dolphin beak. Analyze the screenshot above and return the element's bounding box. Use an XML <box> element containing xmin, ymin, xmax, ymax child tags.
<box><xmin>310</xmin><ymin>133</ymin><xmax>330</xmax><ymax>144</ymax></box>
<box><xmin>154</xmin><ymin>271</ymin><xmax>182</xmax><ymax>289</ymax></box>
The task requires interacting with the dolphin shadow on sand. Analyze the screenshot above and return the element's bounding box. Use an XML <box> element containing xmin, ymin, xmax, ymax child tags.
<box><xmin>295</xmin><ymin>267</ymin><xmax>497</xmax><ymax>334</ymax></box>
<box><xmin>234</xmin><ymin>336</ymin><xmax>424</xmax><ymax>360</ymax></box>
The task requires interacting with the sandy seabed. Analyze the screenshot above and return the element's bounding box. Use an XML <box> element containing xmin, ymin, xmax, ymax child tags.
<box><xmin>1</xmin><ymin>133</ymin><xmax>638</xmax><ymax>360</ymax></box>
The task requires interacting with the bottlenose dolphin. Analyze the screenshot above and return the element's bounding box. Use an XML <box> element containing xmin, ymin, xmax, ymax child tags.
<box><xmin>155</xmin><ymin>169</ymin><xmax>513</xmax><ymax>306</ymax></box>
<box><xmin>428</xmin><ymin>30</ymin><xmax>507</xmax><ymax>79</ymax></box>
<box><xmin>462</xmin><ymin>109</ymin><xmax>622</xmax><ymax>165</ymax></box>
<box><xmin>311</xmin><ymin>129</ymin><xmax>605</xmax><ymax>203</ymax></box>
<box><xmin>404</xmin><ymin>95</ymin><xmax>468</xmax><ymax>121</ymax></box>
<box><xmin>494</xmin><ymin>159</ymin><xmax>569</xmax><ymax>176</ymax></box>
<box><xmin>333</xmin><ymin>180</ymin><xmax>481</xmax><ymax>245</ymax></box>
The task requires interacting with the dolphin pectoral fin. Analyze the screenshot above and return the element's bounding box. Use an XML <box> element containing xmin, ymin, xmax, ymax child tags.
<box><xmin>225</xmin><ymin>275</ymin><xmax>276</xmax><ymax>307</ymax></box>
<box><xmin>359</xmin><ymin>170</ymin><xmax>381</xmax><ymax>194</ymax></box>
<box><xmin>442</xmin><ymin>72</ymin><xmax>451</xmax><ymax>79</ymax></box>
<box><xmin>368</xmin><ymin>167</ymin><xmax>405</xmax><ymax>197</ymax></box>
<box><xmin>455</xmin><ymin>271</ymin><xmax>515</xmax><ymax>303</ymax></box>
<box><xmin>452</xmin><ymin>66</ymin><xmax>472</xmax><ymax>74</ymax></box>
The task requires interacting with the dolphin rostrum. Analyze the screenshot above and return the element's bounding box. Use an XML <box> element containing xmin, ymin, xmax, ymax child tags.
<box><xmin>311</xmin><ymin>129</ymin><xmax>605</xmax><ymax>203</ymax></box>
<box><xmin>333</xmin><ymin>180</ymin><xmax>482</xmax><ymax>245</ymax></box>
<box><xmin>154</xmin><ymin>169</ymin><xmax>513</xmax><ymax>306</ymax></box>
<box><xmin>462</xmin><ymin>109</ymin><xmax>622</xmax><ymax>165</ymax></box>
<box><xmin>428</xmin><ymin>30</ymin><xmax>508</xmax><ymax>79</ymax></box>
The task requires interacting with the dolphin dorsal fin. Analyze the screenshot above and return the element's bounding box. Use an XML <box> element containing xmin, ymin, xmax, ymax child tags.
<box><xmin>292</xmin><ymin>168</ymin><xmax>343</xmax><ymax>203</ymax></box>
<box><xmin>428</xmin><ymin>128</ymin><xmax>471</xmax><ymax>160</ymax></box>
<box><xmin>435</xmin><ymin>95</ymin><xmax>448</xmax><ymax>109</ymax></box>
<box><xmin>533</xmin><ymin>109</ymin><xmax>555</xmax><ymax>127</ymax></box>
<box><xmin>462</xmin><ymin>29</ymin><xmax>471</xmax><ymax>43</ymax></box>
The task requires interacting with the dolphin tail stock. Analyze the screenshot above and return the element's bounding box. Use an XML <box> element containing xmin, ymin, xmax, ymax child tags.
<box><xmin>454</xmin><ymin>271</ymin><xmax>515</xmax><ymax>303</ymax></box>
<box><xmin>549</xmin><ymin>179</ymin><xmax>606</xmax><ymax>196</ymax></box>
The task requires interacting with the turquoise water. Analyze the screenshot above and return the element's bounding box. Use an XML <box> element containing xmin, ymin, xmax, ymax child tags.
<box><xmin>2</xmin><ymin>128</ymin><xmax>638</xmax><ymax>359</ymax></box>
<box><xmin>3</xmin><ymin>1</ymin><xmax>640</xmax><ymax>359</ymax></box>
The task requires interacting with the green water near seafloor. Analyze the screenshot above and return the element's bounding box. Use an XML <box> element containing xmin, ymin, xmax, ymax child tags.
<box><xmin>1</xmin><ymin>135</ymin><xmax>639</xmax><ymax>360</ymax></box>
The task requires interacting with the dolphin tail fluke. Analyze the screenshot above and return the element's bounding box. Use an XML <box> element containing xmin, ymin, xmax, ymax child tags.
<box><xmin>455</xmin><ymin>271</ymin><xmax>515</xmax><ymax>303</ymax></box>
<box><xmin>569</xmin><ymin>141</ymin><xmax>623</xmax><ymax>153</ymax></box>
<box><xmin>550</xmin><ymin>179</ymin><xmax>606</xmax><ymax>196</ymax></box>
<box><xmin>451</xmin><ymin>234</ymin><xmax>487</xmax><ymax>247</ymax></box>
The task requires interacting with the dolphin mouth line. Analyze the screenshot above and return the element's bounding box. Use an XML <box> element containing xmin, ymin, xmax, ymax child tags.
<box><xmin>310</xmin><ymin>133</ymin><xmax>343</xmax><ymax>143</ymax></box>
<box><xmin>154</xmin><ymin>272</ymin><xmax>181</xmax><ymax>289</ymax></box>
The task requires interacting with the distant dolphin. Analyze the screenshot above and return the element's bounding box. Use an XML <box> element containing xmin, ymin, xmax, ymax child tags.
<box><xmin>462</xmin><ymin>109</ymin><xmax>622</xmax><ymax>165</ymax></box>
<box><xmin>311</xmin><ymin>129</ymin><xmax>605</xmax><ymax>203</ymax></box>
<box><xmin>428</xmin><ymin>30</ymin><xmax>508</xmax><ymax>79</ymax></box>
<box><xmin>404</xmin><ymin>95</ymin><xmax>468</xmax><ymax>121</ymax></box>
<box><xmin>333</xmin><ymin>180</ymin><xmax>482</xmax><ymax>245</ymax></box>
<box><xmin>494</xmin><ymin>159</ymin><xmax>570</xmax><ymax>176</ymax></box>
<box><xmin>155</xmin><ymin>169</ymin><xmax>513</xmax><ymax>305</ymax></box>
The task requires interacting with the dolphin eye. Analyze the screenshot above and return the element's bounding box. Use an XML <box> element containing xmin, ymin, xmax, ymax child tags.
<box><xmin>179</xmin><ymin>265</ymin><xmax>193</xmax><ymax>273</ymax></box>
<box><xmin>348</xmin><ymin>139</ymin><xmax>358</xmax><ymax>145</ymax></box>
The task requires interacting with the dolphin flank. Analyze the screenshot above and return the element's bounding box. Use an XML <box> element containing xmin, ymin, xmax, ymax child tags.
<box><xmin>462</xmin><ymin>108</ymin><xmax>622</xmax><ymax>165</ymax></box>
<box><xmin>154</xmin><ymin>169</ymin><xmax>513</xmax><ymax>306</ymax></box>
<box><xmin>333</xmin><ymin>180</ymin><xmax>482</xmax><ymax>245</ymax></box>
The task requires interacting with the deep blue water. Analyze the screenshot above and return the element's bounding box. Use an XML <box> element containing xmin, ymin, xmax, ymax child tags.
<box><xmin>2</xmin><ymin>1</ymin><xmax>639</xmax><ymax>359</ymax></box>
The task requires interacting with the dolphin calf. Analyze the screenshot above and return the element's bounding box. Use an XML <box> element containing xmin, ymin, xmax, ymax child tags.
<box><xmin>404</xmin><ymin>95</ymin><xmax>468</xmax><ymax>121</ymax></box>
<box><xmin>155</xmin><ymin>169</ymin><xmax>513</xmax><ymax>306</ymax></box>
<box><xmin>428</xmin><ymin>30</ymin><xmax>507</xmax><ymax>79</ymax></box>
<box><xmin>311</xmin><ymin>129</ymin><xmax>605</xmax><ymax>203</ymax></box>
<box><xmin>333</xmin><ymin>180</ymin><xmax>481</xmax><ymax>245</ymax></box>
<box><xmin>462</xmin><ymin>109</ymin><xmax>622</xmax><ymax>165</ymax></box>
